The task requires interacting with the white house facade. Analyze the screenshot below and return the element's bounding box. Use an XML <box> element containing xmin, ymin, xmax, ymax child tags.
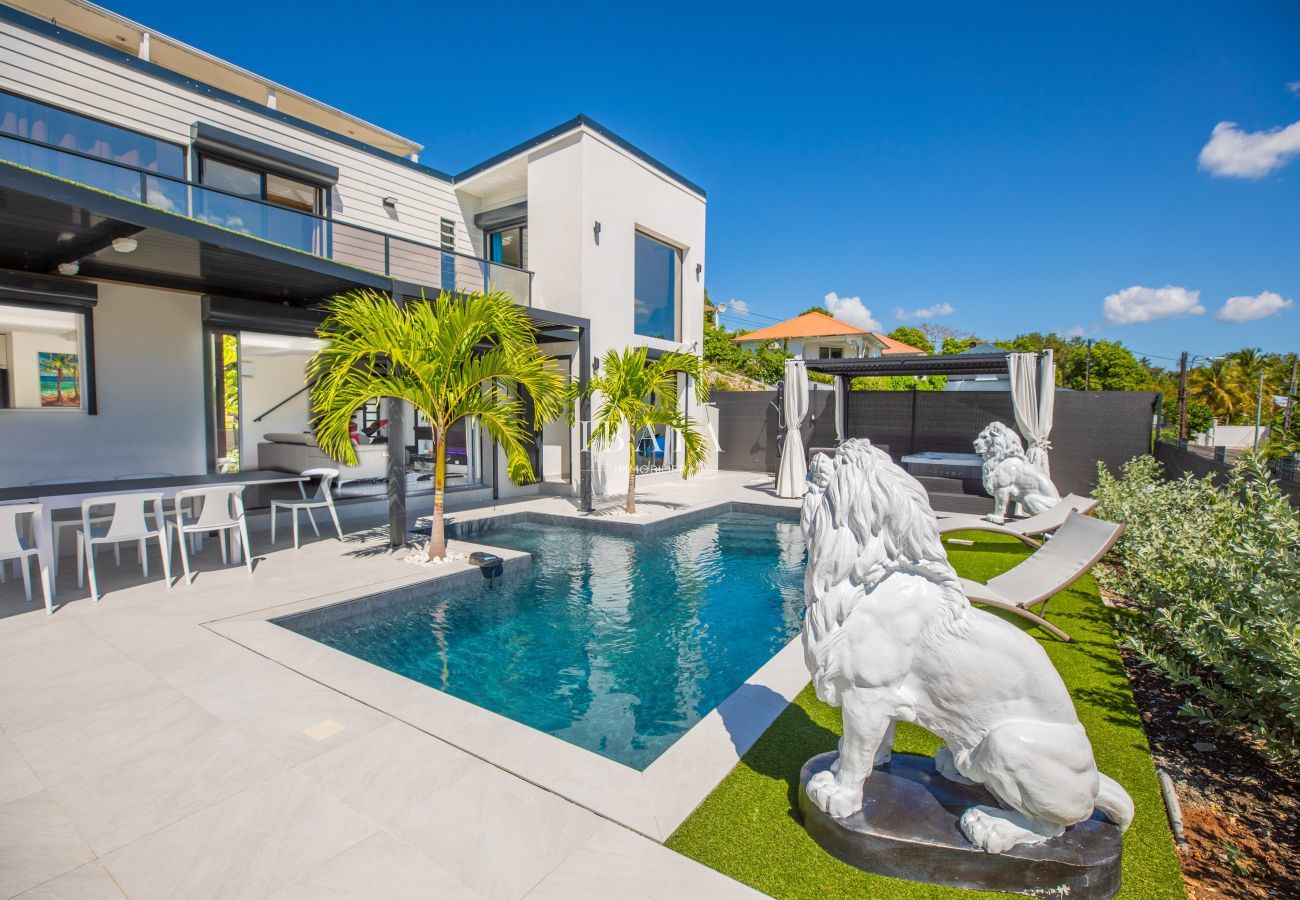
<box><xmin>0</xmin><ymin>0</ymin><xmax>708</xmax><ymax>536</ymax></box>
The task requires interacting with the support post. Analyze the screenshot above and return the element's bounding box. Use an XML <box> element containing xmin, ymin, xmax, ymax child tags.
<box><xmin>1084</xmin><ymin>339</ymin><xmax>1093</xmax><ymax>391</ymax></box>
<box><xmin>1253</xmin><ymin>369</ymin><xmax>1265</xmax><ymax>451</ymax></box>
<box><xmin>578</xmin><ymin>325</ymin><xmax>593</xmax><ymax>512</ymax></box>
<box><xmin>386</xmin><ymin>293</ymin><xmax>408</xmax><ymax>546</ymax></box>
<box><xmin>1176</xmin><ymin>351</ymin><xmax>1189</xmax><ymax>446</ymax></box>
<box><xmin>1285</xmin><ymin>360</ymin><xmax>1297</xmax><ymax>435</ymax></box>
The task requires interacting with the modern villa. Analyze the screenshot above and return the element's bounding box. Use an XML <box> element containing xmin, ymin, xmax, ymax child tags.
<box><xmin>0</xmin><ymin>0</ymin><xmax>708</xmax><ymax>535</ymax></box>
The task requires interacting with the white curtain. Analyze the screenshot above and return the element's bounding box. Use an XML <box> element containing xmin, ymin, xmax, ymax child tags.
<box><xmin>1008</xmin><ymin>350</ymin><xmax>1055</xmax><ymax>476</ymax></box>
<box><xmin>775</xmin><ymin>359</ymin><xmax>809</xmax><ymax>498</ymax></box>
<box><xmin>834</xmin><ymin>375</ymin><xmax>847</xmax><ymax>445</ymax></box>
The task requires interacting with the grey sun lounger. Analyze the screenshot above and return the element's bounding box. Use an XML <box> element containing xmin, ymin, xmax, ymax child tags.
<box><xmin>937</xmin><ymin>493</ymin><xmax>1099</xmax><ymax>547</ymax></box>
<box><xmin>958</xmin><ymin>510</ymin><xmax>1124</xmax><ymax>642</ymax></box>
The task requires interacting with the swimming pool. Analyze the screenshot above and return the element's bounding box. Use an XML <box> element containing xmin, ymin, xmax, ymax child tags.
<box><xmin>279</xmin><ymin>511</ymin><xmax>805</xmax><ymax>769</ymax></box>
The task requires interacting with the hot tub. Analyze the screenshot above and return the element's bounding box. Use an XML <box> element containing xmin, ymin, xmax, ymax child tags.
<box><xmin>900</xmin><ymin>451</ymin><xmax>985</xmax><ymax>480</ymax></box>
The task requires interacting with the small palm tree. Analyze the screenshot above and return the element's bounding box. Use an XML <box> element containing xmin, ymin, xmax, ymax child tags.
<box><xmin>580</xmin><ymin>346</ymin><xmax>710</xmax><ymax>514</ymax></box>
<box><xmin>310</xmin><ymin>288</ymin><xmax>564</xmax><ymax>560</ymax></box>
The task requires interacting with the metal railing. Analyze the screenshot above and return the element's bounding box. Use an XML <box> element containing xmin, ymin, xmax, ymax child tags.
<box><xmin>0</xmin><ymin>131</ymin><xmax>532</xmax><ymax>304</ymax></box>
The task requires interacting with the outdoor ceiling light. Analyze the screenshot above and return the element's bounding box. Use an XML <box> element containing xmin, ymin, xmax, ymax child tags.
<box><xmin>593</xmin><ymin>221</ymin><xmax>602</xmax><ymax>243</ymax></box>
<box><xmin>112</xmin><ymin>237</ymin><xmax>138</xmax><ymax>253</ymax></box>
<box><xmin>56</xmin><ymin>262</ymin><xmax>80</xmax><ymax>276</ymax></box>
<box><xmin>382</xmin><ymin>196</ymin><xmax>398</xmax><ymax>208</ymax></box>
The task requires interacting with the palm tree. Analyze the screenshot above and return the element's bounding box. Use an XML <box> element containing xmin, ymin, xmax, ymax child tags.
<box><xmin>310</xmin><ymin>288</ymin><xmax>564</xmax><ymax>560</ymax></box>
<box><xmin>579</xmin><ymin>346</ymin><xmax>709</xmax><ymax>514</ymax></box>
<box><xmin>43</xmin><ymin>352</ymin><xmax>78</xmax><ymax>405</ymax></box>
<box><xmin>1190</xmin><ymin>358</ymin><xmax>1249</xmax><ymax>423</ymax></box>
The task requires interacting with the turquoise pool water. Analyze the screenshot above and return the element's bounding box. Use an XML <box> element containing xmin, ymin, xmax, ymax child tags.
<box><xmin>282</xmin><ymin>512</ymin><xmax>806</xmax><ymax>769</ymax></box>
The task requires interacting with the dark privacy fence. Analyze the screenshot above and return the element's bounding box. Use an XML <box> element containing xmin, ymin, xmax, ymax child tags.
<box><xmin>711</xmin><ymin>389</ymin><xmax>1160</xmax><ymax>497</ymax></box>
<box><xmin>1154</xmin><ymin>441</ymin><xmax>1300</xmax><ymax>506</ymax></box>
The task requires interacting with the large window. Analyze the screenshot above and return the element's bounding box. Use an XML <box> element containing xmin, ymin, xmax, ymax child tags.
<box><xmin>199</xmin><ymin>156</ymin><xmax>321</xmax><ymax>214</ymax></box>
<box><xmin>487</xmin><ymin>225</ymin><xmax>526</xmax><ymax>268</ymax></box>
<box><xmin>0</xmin><ymin>89</ymin><xmax>184</xmax><ymax>176</ymax></box>
<box><xmin>196</xmin><ymin>155</ymin><xmax>324</xmax><ymax>251</ymax></box>
<box><xmin>0</xmin><ymin>303</ymin><xmax>91</xmax><ymax>412</ymax></box>
<box><xmin>634</xmin><ymin>232</ymin><xmax>680</xmax><ymax>340</ymax></box>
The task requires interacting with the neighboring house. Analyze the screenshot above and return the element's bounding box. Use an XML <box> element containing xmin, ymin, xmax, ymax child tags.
<box><xmin>730</xmin><ymin>311</ymin><xmax>922</xmax><ymax>361</ymax></box>
<box><xmin>942</xmin><ymin>342</ymin><xmax>1013</xmax><ymax>391</ymax></box>
<box><xmin>0</xmin><ymin>0</ymin><xmax>706</xmax><ymax>524</ymax></box>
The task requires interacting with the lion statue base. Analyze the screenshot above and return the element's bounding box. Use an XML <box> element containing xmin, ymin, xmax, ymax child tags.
<box><xmin>800</xmin><ymin>440</ymin><xmax>1131</xmax><ymax>862</ymax></box>
<box><xmin>974</xmin><ymin>421</ymin><xmax>1060</xmax><ymax>523</ymax></box>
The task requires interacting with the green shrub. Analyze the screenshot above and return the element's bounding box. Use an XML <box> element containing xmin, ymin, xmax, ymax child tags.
<box><xmin>1093</xmin><ymin>455</ymin><xmax>1300</xmax><ymax>765</ymax></box>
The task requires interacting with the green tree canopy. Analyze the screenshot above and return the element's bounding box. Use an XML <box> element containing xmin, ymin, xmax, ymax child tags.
<box><xmin>886</xmin><ymin>326</ymin><xmax>933</xmax><ymax>354</ymax></box>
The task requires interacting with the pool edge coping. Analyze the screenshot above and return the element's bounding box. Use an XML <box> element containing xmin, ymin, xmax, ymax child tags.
<box><xmin>201</xmin><ymin>500</ymin><xmax>810</xmax><ymax>843</ymax></box>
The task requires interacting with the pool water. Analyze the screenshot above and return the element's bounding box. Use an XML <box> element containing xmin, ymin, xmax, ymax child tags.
<box><xmin>282</xmin><ymin>512</ymin><xmax>806</xmax><ymax>769</ymax></box>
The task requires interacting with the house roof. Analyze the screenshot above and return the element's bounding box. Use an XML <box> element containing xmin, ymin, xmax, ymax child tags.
<box><xmin>732</xmin><ymin>311</ymin><xmax>868</xmax><ymax>342</ymax></box>
<box><xmin>731</xmin><ymin>311</ymin><xmax>924</xmax><ymax>355</ymax></box>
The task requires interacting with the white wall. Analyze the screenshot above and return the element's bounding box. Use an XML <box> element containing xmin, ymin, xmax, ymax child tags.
<box><xmin>0</xmin><ymin>282</ymin><xmax>206</xmax><ymax>484</ymax></box>
<box><xmin>517</xmin><ymin>129</ymin><xmax>708</xmax><ymax>497</ymax></box>
<box><xmin>237</xmin><ymin>350</ymin><xmax>312</xmax><ymax>470</ymax></box>
<box><xmin>0</xmin><ymin>19</ymin><xmax>476</xmax><ymax>257</ymax></box>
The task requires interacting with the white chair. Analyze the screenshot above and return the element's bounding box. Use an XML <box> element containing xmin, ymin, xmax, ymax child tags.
<box><xmin>0</xmin><ymin>503</ymin><xmax>53</xmax><ymax>614</ymax></box>
<box><xmin>167</xmin><ymin>485</ymin><xmax>254</xmax><ymax>584</ymax></box>
<box><xmin>271</xmin><ymin>468</ymin><xmax>343</xmax><ymax>549</ymax></box>
<box><xmin>75</xmin><ymin>492</ymin><xmax>171</xmax><ymax>603</ymax></box>
<box><xmin>30</xmin><ymin>477</ymin><xmax>119</xmax><ymax>581</ymax></box>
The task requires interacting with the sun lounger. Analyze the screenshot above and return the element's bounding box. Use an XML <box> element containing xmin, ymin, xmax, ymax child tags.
<box><xmin>938</xmin><ymin>493</ymin><xmax>1099</xmax><ymax>547</ymax></box>
<box><xmin>958</xmin><ymin>510</ymin><xmax>1123</xmax><ymax>642</ymax></box>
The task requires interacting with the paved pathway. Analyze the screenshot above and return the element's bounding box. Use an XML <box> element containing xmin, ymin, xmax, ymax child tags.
<box><xmin>0</xmin><ymin>473</ymin><xmax>780</xmax><ymax>899</ymax></box>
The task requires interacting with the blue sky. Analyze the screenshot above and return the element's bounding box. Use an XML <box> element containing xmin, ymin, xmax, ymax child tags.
<box><xmin>112</xmin><ymin>0</ymin><xmax>1299</xmax><ymax>367</ymax></box>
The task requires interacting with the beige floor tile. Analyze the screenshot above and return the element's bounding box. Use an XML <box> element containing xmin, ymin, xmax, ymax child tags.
<box><xmin>297</xmin><ymin>720</ymin><xmax>475</xmax><ymax>827</ymax></box>
<box><xmin>0</xmin><ymin>729</ymin><xmax>41</xmax><ymax>805</ymax></box>
<box><xmin>173</xmin><ymin>650</ymin><xmax>390</xmax><ymax>766</ymax></box>
<box><xmin>103</xmin><ymin>770</ymin><xmax>376</xmax><ymax>900</ymax></box>
<box><xmin>50</xmin><ymin>723</ymin><xmax>286</xmax><ymax>855</ymax></box>
<box><xmin>14</xmin><ymin>861</ymin><xmax>126</xmax><ymax>900</ymax></box>
<box><xmin>12</xmin><ymin>684</ymin><xmax>219</xmax><ymax>786</ymax></box>
<box><xmin>0</xmin><ymin>658</ymin><xmax>161</xmax><ymax>737</ymax></box>
<box><xmin>269</xmin><ymin>833</ymin><xmax>480</xmax><ymax>899</ymax></box>
<box><xmin>0</xmin><ymin>790</ymin><xmax>95</xmax><ymax>898</ymax></box>
<box><xmin>524</xmin><ymin>822</ymin><xmax>759</xmax><ymax>899</ymax></box>
<box><xmin>387</xmin><ymin>760</ymin><xmax>600</xmax><ymax>899</ymax></box>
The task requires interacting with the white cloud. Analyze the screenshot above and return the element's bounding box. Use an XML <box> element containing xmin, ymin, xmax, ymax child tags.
<box><xmin>1062</xmin><ymin>325</ymin><xmax>1088</xmax><ymax>338</ymax></box>
<box><xmin>893</xmin><ymin>302</ymin><xmax>955</xmax><ymax>320</ymax></box>
<box><xmin>823</xmin><ymin>292</ymin><xmax>882</xmax><ymax>331</ymax></box>
<box><xmin>1215</xmin><ymin>291</ymin><xmax>1294</xmax><ymax>322</ymax></box>
<box><xmin>1198</xmin><ymin>119</ymin><xmax>1300</xmax><ymax>178</ymax></box>
<box><xmin>1102</xmin><ymin>285</ymin><xmax>1205</xmax><ymax>324</ymax></box>
<box><xmin>727</xmin><ymin>299</ymin><xmax>749</xmax><ymax>316</ymax></box>
<box><xmin>1289</xmin><ymin>81</ymin><xmax>1300</xmax><ymax>96</ymax></box>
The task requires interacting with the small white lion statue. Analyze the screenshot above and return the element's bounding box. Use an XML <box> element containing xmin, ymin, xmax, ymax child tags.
<box><xmin>801</xmin><ymin>440</ymin><xmax>1132</xmax><ymax>854</ymax></box>
<box><xmin>974</xmin><ymin>421</ymin><xmax>1060</xmax><ymax>523</ymax></box>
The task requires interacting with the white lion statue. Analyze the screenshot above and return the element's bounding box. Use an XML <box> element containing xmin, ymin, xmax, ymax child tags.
<box><xmin>801</xmin><ymin>441</ymin><xmax>1132</xmax><ymax>854</ymax></box>
<box><xmin>974</xmin><ymin>421</ymin><xmax>1060</xmax><ymax>523</ymax></box>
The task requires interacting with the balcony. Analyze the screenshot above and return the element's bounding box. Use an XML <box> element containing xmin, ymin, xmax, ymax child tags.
<box><xmin>0</xmin><ymin>132</ymin><xmax>531</xmax><ymax>304</ymax></box>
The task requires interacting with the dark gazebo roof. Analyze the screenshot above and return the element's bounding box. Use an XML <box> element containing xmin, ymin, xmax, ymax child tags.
<box><xmin>804</xmin><ymin>352</ymin><xmax>1011</xmax><ymax>379</ymax></box>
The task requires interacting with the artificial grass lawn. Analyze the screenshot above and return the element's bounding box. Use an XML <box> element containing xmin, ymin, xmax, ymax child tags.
<box><xmin>666</xmin><ymin>532</ymin><xmax>1185</xmax><ymax>899</ymax></box>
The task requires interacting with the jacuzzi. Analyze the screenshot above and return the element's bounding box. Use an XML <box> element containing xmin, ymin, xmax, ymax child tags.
<box><xmin>900</xmin><ymin>451</ymin><xmax>985</xmax><ymax>480</ymax></box>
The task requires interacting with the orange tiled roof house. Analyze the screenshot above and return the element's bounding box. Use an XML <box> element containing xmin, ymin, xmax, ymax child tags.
<box><xmin>730</xmin><ymin>311</ymin><xmax>923</xmax><ymax>361</ymax></box>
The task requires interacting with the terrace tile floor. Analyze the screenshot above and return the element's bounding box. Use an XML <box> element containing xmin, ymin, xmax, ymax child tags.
<box><xmin>0</xmin><ymin>471</ymin><xmax>784</xmax><ymax>899</ymax></box>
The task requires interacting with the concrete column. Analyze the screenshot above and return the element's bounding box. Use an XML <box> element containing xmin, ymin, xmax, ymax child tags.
<box><xmin>579</xmin><ymin>326</ymin><xmax>593</xmax><ymax>512</ymax></box>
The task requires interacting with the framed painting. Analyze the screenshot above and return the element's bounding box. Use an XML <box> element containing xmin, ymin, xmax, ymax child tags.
<box><xmin>38</xmin><ymin>351</ymin><xmax>80</xmax><ymax>408</ymax></box>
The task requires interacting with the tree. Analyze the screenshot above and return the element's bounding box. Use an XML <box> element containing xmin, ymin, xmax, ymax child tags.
<box><xmin>798</xmin><ymin>305</ymin><xmax>828</xmax><ymax>317</ymax></box>
<box><xmin>886</xmin><ymin>326</ymin><xmax>933</xmax><ymax>354</ymax></box>
<box><xmin>310</xmin><ymin>288</ymin><xmax>564</xmax><ymax>560</ymax></box>
<box><xmin>578</xmin><ymin>346</ymin><xmax>709</xmax><ymax>514</ymax></box>
<box><xmin>1190</xmin><ymin>358</ymin><xmax>1250</xmax><ymax>424</ymax></box>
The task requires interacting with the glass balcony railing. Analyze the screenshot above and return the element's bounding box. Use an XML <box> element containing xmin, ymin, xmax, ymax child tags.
<box><xmin>0</xmin><ymin>132</ymin><xmax>532</xmax><ymax>305</ymax></box>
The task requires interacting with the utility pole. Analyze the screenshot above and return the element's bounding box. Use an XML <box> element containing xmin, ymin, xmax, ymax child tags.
<box><xmin>1084</xmin><ymin>339</ymin><xmax>1093</xmax><ymax>391</ymax></box>
<box><xmin>1176</xmin><ymin>351</ymin><xmax>1189</xmax><ymax>445</ymax></box>
<box><xmin>1285</xmin><ymin>360</ymin><xmax>1298</xmax><ymax>435</ymax></box>
<box><xmin>1254</xmin><ymin>369</ymin><xmax>1266</xmax><ymax>451</ymax></box>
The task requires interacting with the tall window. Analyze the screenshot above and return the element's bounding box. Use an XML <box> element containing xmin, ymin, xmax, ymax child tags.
<box><xmin>634</xmin><ymin>232</ymin><xmax>680</xmax><ymax>340</ymax></box>
<box><xmin>487</xmin><ymin>225</ymin><xmax>525</xmax><ymax>268</ymax></box>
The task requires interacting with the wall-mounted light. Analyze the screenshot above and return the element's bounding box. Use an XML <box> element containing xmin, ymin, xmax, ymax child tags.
<box><xmin>56</xmin><ymin>261</ymin><xmax>80</xmax><ymax>276</ymax></box>
<box><xmin>382</xmin><ymin>196</ymin><xmax>398</xmax><ymax>208</ymax></box>
<box><xmin>111</xmin><ymin>237</ymin><xmax>138</xmax><ymax>254</ymax></box>
<box><xmin>696</xmin><ymin>262</ymin><xmax>703</xmax><ymax>280</ymax></box>
<box><xmin>593</xmin><ymin>221</ymin><xmax>601</xmax><ymax>244</ymax></box>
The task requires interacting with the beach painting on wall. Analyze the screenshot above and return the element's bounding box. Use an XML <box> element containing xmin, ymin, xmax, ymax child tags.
<box><xmin>38</xmin><ymin>352</ymin><xmax>80</xmax><ymax>408</ymax></box>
